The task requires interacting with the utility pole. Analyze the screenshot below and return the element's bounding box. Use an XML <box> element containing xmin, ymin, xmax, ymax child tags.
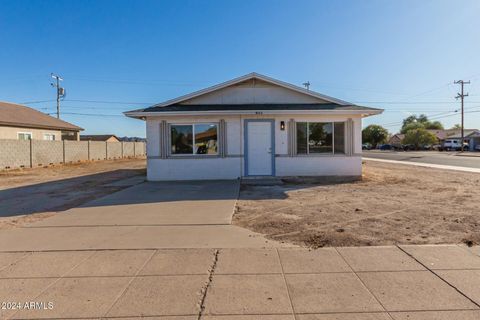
<box><xmin>454</xmin><ymin>80</ymin><xmax>470</xmax><ymax>152</ymax></box>
<box><xmin>51</xmin><ymin>73</ymin><xmax>65</xmax><ymax>119</ymax></box>
<box><xmin>302</xmin><ymin>81</ymin><xmax>310</xmax><ymax>90</ymax></box>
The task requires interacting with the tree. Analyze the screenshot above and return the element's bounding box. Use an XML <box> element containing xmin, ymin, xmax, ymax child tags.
<box><xmin>362</xmin><ymin>125</ymin><xmax>389</xmax><ymax>148</ymax></box>
<box><xmin>451</xmin><ymin>124</ymin><xmax>462</xmax><ymax>129</ymax></box>
<box><xmin>400</xmin><ymin>114</ymin><xmax>444</xmax><ymax>133</ymax></box>
<box><xmin>424</xmin><ymin>121</ymin><xmax>443</xmax><ymax>130</ymax></box>
<box><xmin>402</xmin><ymin>128</ymin><xmax>438</xmax><ymax>150</ymax></box>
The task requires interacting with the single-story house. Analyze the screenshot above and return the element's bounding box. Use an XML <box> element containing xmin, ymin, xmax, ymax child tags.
<box><xmin>388</xmin><ymin>133</ymin><xmax>405</xmax><ymax>147</ymax></box>
<box><xmin>0</xmin><ymin>101</ymin><xmax>83</xmax><ymax>140</ymax></box>
<box><xmin>125</xmin><ymin>73</ymin><xmax>383</xmax><ymax>181</ymax></box>
<box><xmin>80</xmin><ymin>134</ymin><xmax>120</xmax><ymax>142</ymax></box>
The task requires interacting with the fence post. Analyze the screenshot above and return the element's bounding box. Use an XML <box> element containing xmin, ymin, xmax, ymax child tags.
<box><xmin>29</xmin><ymin>139</ymin><xmax>33</xmax><ymax>168</ymax></box>
<box><xmin>133</xmin><ymin>142</ymin><xmax>136</xmax><ymax>157</ymax></box>
<box><xmin>121</xmin><ymin>141</ymin><xmax>124</xmax><ymax>158</ymax></box>
<box><xmin>62</xmin><ymin>140</ymin><xmax>66</xmax><ymax>163</ymax></box>
<box><xmin>87</xmin><ymin>141</ymin><xmax>91</xmax><ymax>161</ymax></box>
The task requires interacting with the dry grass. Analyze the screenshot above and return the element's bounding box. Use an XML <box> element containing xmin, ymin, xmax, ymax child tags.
<box><xmin>234</xmin><ymin>161</ymin><xmax>480</xmax><ymax>248</ymax></box>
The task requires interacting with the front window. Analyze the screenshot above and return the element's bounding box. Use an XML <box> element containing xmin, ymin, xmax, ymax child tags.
<box><xmin>296</xmin><ymin>122</ymin><xmax>345</xmax><ymax>155</ymax></box>
<box><xmin>44</xmin><ymin>133</ymin><xmax>55</xmax><ymax>141</ymax></box>
<box><xmin>171</xmin><ymin>123</ymin><xmax>218</xmax><ymax>155</ymax></box>
<box><xmin>18</xmin><ymin>132</ymin><xmax>32</xmax><ymax>140</ymax></box>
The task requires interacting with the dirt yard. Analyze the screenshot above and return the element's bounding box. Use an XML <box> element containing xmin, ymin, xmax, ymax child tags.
<box><xmin>0</xmin><ymin>158</ymin><xmax>146</xmax><ymax>229</ymax></box>
<box><xmin>234</xmin><ymin>161</ymin><xmax>480</xmax><ymax>248</ymax></box>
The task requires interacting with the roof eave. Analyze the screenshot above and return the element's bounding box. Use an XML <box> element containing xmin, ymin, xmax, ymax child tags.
<box><xmin>0</xmin><ymin>121</ymin><xmax>84</xmax><ymax>132</ymax></box>
<box><xmin>125</xmin><ymin>109</ymin><xmax>383</xmax><ymax>118</ymax></box>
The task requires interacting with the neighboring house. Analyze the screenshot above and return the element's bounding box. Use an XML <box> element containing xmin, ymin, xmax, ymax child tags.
<box><xmin>388</xmin><ymin>134</ymin><xmax>405</xmax><ymax>147</ymax></box>
<box><xmin>125</xmin><ymin>72</ymin><xmax>383</xmax><ymax>181</ymax></box>
<box><xmin>466</xmin><ymin>131</ymin><xmax>480</xmax><ymax>150</ymax></box>
<box><xmin>0</xmin><ymin>101</ymin><xmax>83</xmax><ymax>140</ymax></box>
<box><xmin>80</xmin><ymin>134</ymin><xmax>120</xmax><ymax>142</ymax></box>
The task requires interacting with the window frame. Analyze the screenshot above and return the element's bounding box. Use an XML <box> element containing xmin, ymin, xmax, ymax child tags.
<box><xmin>43</xmin><ymin>133</ymin><xmax>56</xmax><ymax>141</ymax></box>
<box><xmin>17</xmin><ymin>132</ymin><xmax>32</xmax><ymax>140</ymax></box>
<box><xmin>169</xmin><ymin>122</ymin><xmax>219</xmax><ymax>157</ymax></box>
<box><xmin>296</xmin><ymin>121</ymin><xmax>346</xmax><ymax>156</ymax></box>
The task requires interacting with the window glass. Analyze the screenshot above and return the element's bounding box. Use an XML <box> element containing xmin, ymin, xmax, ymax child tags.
<box><xmin>18</xmin><ymin>133</ymin><xmax>32</xmax><ymax>140</ymax></box>
<box><xmin>334</xmin><ymin>122</ymin><xmax>345</xmax><ymax>154</ymax></box>
<box><xmin>194</xmin><ymin>124</ymin><xmax>218</xmax><ymax>154</ymax></box>
<box><xmin>171</xmin><ymin>125</ymin><xmax>193</xmax><ymax>154</ymax></box>
<box><xmin>308</xmin><ymin>122</ymin><xmax>332</xmax><ymax>153</ymax></box>
<box><xmin>44</xmin><ymin>134</ymin><xmax>55</xmax><ymax>141</ymax></box>
<box><xmin>296</xmin><ymin>122</ymin><xmax>308</xmax><ymax>154</ymax></box>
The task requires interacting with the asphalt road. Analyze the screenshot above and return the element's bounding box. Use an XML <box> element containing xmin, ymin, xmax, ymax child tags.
<box><xmin>363</xmin><ymin>150</ymin><xmax>480</xmax><ymax>169</ymax></box>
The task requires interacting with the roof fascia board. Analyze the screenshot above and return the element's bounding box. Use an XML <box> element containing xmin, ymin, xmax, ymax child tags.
<box><xmin>0</xmin><ymin>121</ymin><xmax>83</xmax><ymax>131</ymax></box>
<box><xmin>125</xmin><ymin>109</ymin><xmax>382</xmax><ymax>117</ymax></box>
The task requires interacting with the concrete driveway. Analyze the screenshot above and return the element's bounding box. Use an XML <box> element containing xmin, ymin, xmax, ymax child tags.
<box><xmin>0</xmin><ymin>180</ymin><xmax>280</xmax><ymax>251</ymax></box>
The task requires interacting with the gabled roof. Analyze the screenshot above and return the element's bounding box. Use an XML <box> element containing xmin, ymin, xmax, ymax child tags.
<box><xmin>125</xmin><ymin>72</ymin><xmax>383</xmax><ymax>117</ymax></box>
<box><xmin>80</xmin><ymin>134</ymin><xmax>119</xmax><ymax>141</ymax></box>
<box><xmin>0</xmin><ymin>101</ymin><xmax>83</xmax><ymax>131</ymax></box>
<box><xmin>156</xmin><ymin>72</ymin><xmax>350</xmax><ymax>107</ymax></box>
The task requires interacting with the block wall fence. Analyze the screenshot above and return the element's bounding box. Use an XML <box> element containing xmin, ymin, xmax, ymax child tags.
<box><xmin>0</xmin><ymin>140</ymin><xmax>146</xmax><ymax>170</ymax></box>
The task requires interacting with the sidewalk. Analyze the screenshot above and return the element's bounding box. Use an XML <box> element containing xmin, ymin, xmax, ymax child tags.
<box><xmin>1</xmin><ymin>244</ymin><xmax>479</xmax><ymax>319</ymax></box>
<box><xmin>364</xmin><ymin>157</ymin><xmax>480</xmax><ymax>173</ymax></box>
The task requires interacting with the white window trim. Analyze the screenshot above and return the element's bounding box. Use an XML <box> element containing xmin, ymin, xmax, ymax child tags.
<box><xmin>170</xmin><ymin>123</ymin><xmax>219</xmax><ymax>156</ymax></box>
<box><xmin>17</xmin><ymin>132</ymin><xmax>32</xmax><ymax>140</ymax></box>
<box><xmin>296</xmin><ymin>121</ymin><xmax>346</xmax><ymax>156</ymax></box>
<box><xmin>43</xmin><ymin>133</ymin><xmax>56</xmax><ymax>141</ymax></box>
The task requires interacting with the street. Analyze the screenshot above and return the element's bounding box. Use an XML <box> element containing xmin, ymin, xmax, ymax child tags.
<box><xmin>363</xmin><ymin>150</ymin><xmax>480</xmax><ymax>169</ymax></box>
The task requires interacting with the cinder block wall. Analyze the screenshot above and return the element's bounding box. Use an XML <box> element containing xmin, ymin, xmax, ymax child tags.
<box><xmin>123</xmin><ymin>142</ymin><xmax>134</xmax><ymax>157</ymax></box>
<box><xmin>64</xmin><ymin>141</ymin><xmax>89</xmax><ymax>162</ymax></box>
<box><xmin>0</xmin><ymin>139</ymin><xmax>30</xmax><ymax>169</ymax></box>
<box><xmin>89</xmin><ymin>141</ymin><xmax>107</xmax><ymax>160</ymax></box>
<box><xmin>32</xmin><ymin>140</ymin><xmax>63</xmax><ymax>167</ymax></box>
<box><xmin>106</xmin><ymin>142</ymin><xmax>122</xmax><ymax>159</ymax></box>
<box><xmin>0</xmin><ymin>140</ymin><xmax>145</xmax><ymax>170</ymax></box>
<box><xmin>135</xmin><ymin>142</ymin><xmax>146</xmax><ymax>156</ymax></box>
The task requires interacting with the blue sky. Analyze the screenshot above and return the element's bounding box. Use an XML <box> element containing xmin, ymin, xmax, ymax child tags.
<box><xmin>1</xmin><ymin>0</ymin><xmax>479</xmax><ymax>137</ymax></box>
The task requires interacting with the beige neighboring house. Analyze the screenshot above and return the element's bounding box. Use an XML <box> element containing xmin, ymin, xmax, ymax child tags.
<box><xmin>0</xmin><ymin>101</ymin><xmax>83</xmax><ymax>140</ymax></box>
<box><xmin>388</xmin><ymin>133</ymin><xmax>405</xmax><ymax>147</ymax></box>
<box><xmin>80</xmin><ymin>134</ymin><xmax>120</xmax><ymax>142</ymax></box>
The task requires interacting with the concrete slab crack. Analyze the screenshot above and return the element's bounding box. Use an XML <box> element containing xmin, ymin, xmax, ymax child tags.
<box><xmin>396</xmin><ymin>245</ymin><xmax>480</xmax><ymax>309</ymax></box>
<box><xmin>197</xmin><ymin>249</ymin><xmax>219</xmax><ymax>320</ymax></box>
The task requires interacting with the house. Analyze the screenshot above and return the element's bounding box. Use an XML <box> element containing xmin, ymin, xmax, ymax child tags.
<box><xmin>0</xmin><ymin>101</ymin><xmax>83</xmax><ymax>140</ymax></box>
<box><xmin>466</xmin><ymin>131</ymin><xmax>480</xmax><ymax>150</ymax></box>
<box><xmin>388</xmin><ymin>133</ymin><xmax>405</xmax><ymax>147</ymax></box>
<box><xmin>80</xmin><ymin>134</ymin><xmax>120</xmax><ymax>142</ymax></box>
<box><xmin>125</xmin><ymin>73</ymin><xmax>383</xmax><ymax>181</ymax></box>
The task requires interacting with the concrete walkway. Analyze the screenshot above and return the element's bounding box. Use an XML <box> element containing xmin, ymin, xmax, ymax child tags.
<box><xmin>1</xmin><ymin>245</ymin><xmax>480</xmax><ymax>319</ymax></box>
<box><xmin>364</xmin><ymin>157</ymin><xmax>480</xmax><ymax>173</ymax></box>
<box><xmin>0</xmin><ymin>180</ymin><xmax>283</xmax><ymax>250</ymax></box>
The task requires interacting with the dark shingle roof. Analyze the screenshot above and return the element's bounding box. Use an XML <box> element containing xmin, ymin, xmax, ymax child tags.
<box><xmin>0</xmin><ymin>101</ymin><xmax>83</xmax><ymax>131</ymax></box>
<box><xmin>138</xmin><ymin>103</ymin><xmax>382</xmax><ymax>113</ymax></box>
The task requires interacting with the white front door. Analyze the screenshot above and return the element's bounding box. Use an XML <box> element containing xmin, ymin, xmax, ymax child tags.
<box><xmin>245</xmin><ymin>121</ymin><xmax>274</xmax><ymax>176</ymax></box>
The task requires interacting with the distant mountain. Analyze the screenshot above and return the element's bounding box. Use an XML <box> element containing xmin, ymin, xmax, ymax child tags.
<box><xmin>118</xmin><ymin>136</ymin><xmax>147</xmax><ymax>142</ymax></box>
